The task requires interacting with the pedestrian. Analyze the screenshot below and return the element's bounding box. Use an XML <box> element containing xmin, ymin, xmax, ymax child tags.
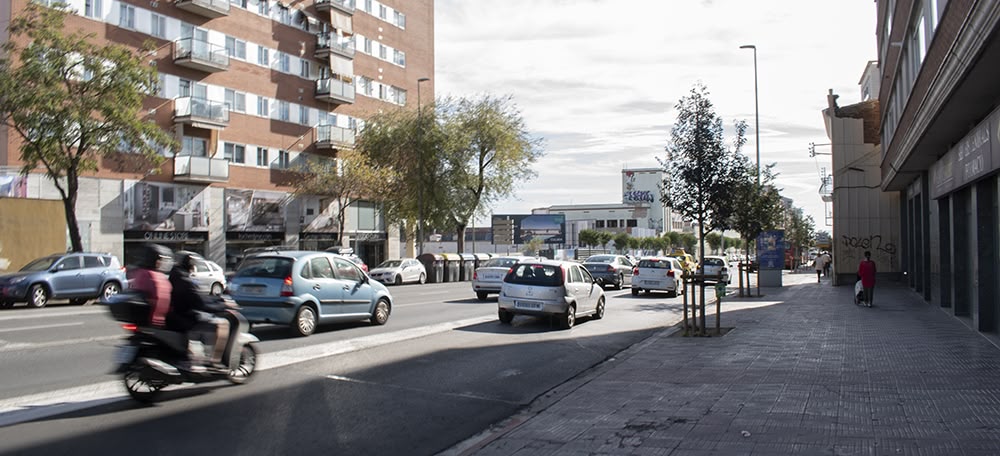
<box><xmin>857</xmin><ymin>250</ymin><xmax>877</xmax><ymax>307</ymax></box>
<box><xmin>813</xmin><ymin>252</ymin><xmax>827</xmax><ymax>283</ymax></box>
<box><xmin>822</xmin><ymin>251</ymin><xmax>832</xmax><ymax>277</ymax></box>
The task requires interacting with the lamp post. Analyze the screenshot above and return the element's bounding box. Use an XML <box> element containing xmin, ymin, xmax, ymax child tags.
<box><xmin>416</xmin><ymin>77</ymin><xmax>430</xmax><ymax>256</ymax></box>
<box><xmin>740</xmin><ymin>44</ymin><xmax>760</xmax><ymax>186</ymax></box>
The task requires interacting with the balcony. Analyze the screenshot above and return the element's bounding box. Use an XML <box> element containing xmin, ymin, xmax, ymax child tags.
<box><xmin>173</xmin><ymin>155</ymin><xmax>229</xmax><ymax>183</ymax></box>
<box><xmin>173</xmin><ymin>97</ymin><xmax>229</xmax><ymax>130</ymax></box>
<box><xmin>314</xmin><ymin>0</ymin><xmax>355</xmax><ymax>15</ymax></box>
<box><xmin>315</xmin><ymin>125</ymin><xmax>355</xmax><ymax>151</ymax></box>
<box><xmin>174</xmin><ymin>0</ymin><xmax>230</xmax><ymax>18</ymax></box>
<box><xmin>315</xmin><ymin>33</ymin><xmax>356</xmax><ymax>60</ymax></box>
<box><xmin>315</xmin><ymin>78</ymin><xmax>355</xmax><ymax>105</ymax></box>
<box><xmin>173</xmin><ymin>38</ymin><xmax>229</xmax><ymax>73</ymax></box>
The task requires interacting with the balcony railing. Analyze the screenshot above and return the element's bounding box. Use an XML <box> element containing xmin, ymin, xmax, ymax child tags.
<box><xmin>173</xmin><ymin>38</ymin><xmax>229</xmax><ymax>73</ymax></box>
<box><xmin>314</xmin><ymin>0</ymin><xmax>355</xmax><ymax>15</ymax></box>
<box><xmin>174</xmin><ymin>155</ymin><xmax>229</xmax><ymax>183</ymax></box>
<box><xmin>173</xmin><ymin>0</ymin><xmax>230</xmax><ymax>18</ymax></box>
<box><xmin>315</xmin><ymin>124</ymin><xmax>356</xmax><ymax>150</ymax></box>
<box><xmin>173</xmin><ymin>96</ymin><xmax>229</xmax><ymax>129</ymax></box>
<box><xmin>315</xmin><ymin>33</ymin><xmax>356</xmax><ymax>60</ymax></box>
<box><xmin>315</xmin><ymin>78</ymin><xmax>355</xmax><ymax>105</ymax></box>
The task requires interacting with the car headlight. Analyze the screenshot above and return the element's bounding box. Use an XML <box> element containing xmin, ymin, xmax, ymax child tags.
<box><xmin>8</xmin><ymin>276</ymin><xmax>27</xmax><ymax>284</ymax></box>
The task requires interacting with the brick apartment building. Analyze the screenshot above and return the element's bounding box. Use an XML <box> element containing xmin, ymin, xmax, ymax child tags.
<box><xmin>0</xmin><ymin>0</ymin><xmax>434</xmax><ymax>270</ymax></box>
<box><xmin>876</xmin><ymin>0</ymin><xmax>1000</xmax><ymax>335</ymax></box>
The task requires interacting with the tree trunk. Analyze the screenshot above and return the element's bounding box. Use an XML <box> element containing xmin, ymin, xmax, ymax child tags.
<box><xmin>455</xmin><ymin>223</ymin><xmax>467</xmax><ymax>253</ymax></box>
<box><xmin>64</xmin><ymin>172</ymin><xmax>82</xmax><ymax>252</ymax></box>
<box><xmin>697</xmin><ymin>219</ymin><xmax>706</xmax><ymax>335</ymax></box>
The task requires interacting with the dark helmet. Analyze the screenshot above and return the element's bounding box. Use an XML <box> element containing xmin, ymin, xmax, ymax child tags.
<box><xmin>173</xmin><ymin>251</ymin><xmax>196</xmax><ymax>273</ymax></box>
<box><xmin>136</xmin><ymin>243</ymin><xmax>173</xmax><ymax>272</ymax></box>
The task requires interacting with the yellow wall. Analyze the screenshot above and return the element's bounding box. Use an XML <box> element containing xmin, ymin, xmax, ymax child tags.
<box><xmin>0</xmin><ymin>198</ymin><xmax>66</xmax><ymax>272</ymax></box>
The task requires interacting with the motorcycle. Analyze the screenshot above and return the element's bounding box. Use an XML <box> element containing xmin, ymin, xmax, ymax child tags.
<box><xmin>104</xmin><ymin>292</ymin><xmax>260</xmax><ymax>403</ymax></box>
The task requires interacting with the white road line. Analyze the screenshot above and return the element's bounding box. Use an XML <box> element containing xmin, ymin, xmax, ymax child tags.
<box><xmin>0</xmin><ymin>315</ymin><xmax>496</xmax><ymax>427</ymax></box>
<box><xmin>0</xmin><ymin>335</ymin><xmax>121</xmax><ymax>353</ymax></box>
<box><xmin>0</xmin><ymin>322</ymin><xmax>83</xmax><ymax>333</ymax></box>
<box><xmin>0</xmin><ymin>308</ymin><xmax>105</xmax><ymax>322</ymax></box>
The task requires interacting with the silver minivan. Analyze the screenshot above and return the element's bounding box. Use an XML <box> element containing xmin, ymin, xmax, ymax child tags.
<box><xmin>497</xmin><ymin>260</ymin><xmax>605</xmax><ymax>329</ymax></box>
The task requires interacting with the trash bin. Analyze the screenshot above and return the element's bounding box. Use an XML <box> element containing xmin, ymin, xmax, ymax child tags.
<box><xmin>472</xmin><ymin>253</ymin><xmax>491</xmax><ymax>270</ymax></box>
<box><xmin>417</xmin><ymin>253</ymin><xmax>444</xmax><ymax>283</ymax></box>
<box><xmin>441</xmin><ymin>253</ymin><xmax>461</xmax><ymax>282</ymax></box>
<box><xmin>459</xmin><ymin>253</ymin><xmax>476</xmax><ymax>281</ymax></box>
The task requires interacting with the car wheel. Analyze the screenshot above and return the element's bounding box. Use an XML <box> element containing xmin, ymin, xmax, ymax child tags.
<box><xmin>614</xmin><ymin>274</ymin><xmax>623</xmax><ymax>290</ymax></box>
<box><xmin>394</xmin><ymin>275</ymin><xmax>402</xmax><ymax>286</ymax></box>
<box><xmin>292</xmin><ymin>304</ymin><xmax>317</xmax><ymax>337</ymax></box>
<box><xmin>668</xmin><ymin>289</ymin><xmax>677</xmax><ymax>298</ymax></box>
<box><xmin>561</xmin><ymin>304</ymin><xmax>576</xmax><ymax>330</ymax></box>
<box><xmin>593</xmin><ymin>298</ymin><xmax>605</xmax><ymax>320</ymax></box>
<box><xmin>476</xmin><ymin>292</ymin><xmax>488</xmax><ymax>301</ymax></box>
<box><xmin>102</xmin><ymin>282</ymin><xmax>121</xmax><ymax>300</ymax></box>
<box><xmin>370</xmin><ymin>298</ymin><xmax>391</xmax><ymax>325</ymax></box>
<box><xmin>418</xmin><ymin>273</ymin><xmax>426</xmax><ymax>284</ymax></box>
<box><xmin>631</xmin><ymin>287</ymin><xmax>639</xmax><ymax>296</ymax></box>
<box><xmin>210</xmin><ymin>283</ymin><xmax>224</xmax><ymax>296</ymax></box>
<box><xmin>498</xmin><ymin>309</ymin><xmax>514</xmax><ymax>324</ymax></box>
<box><xmin>28</xmin><ymin>284</ymin><xmax>48</xmax><ymax>308</ymax></box>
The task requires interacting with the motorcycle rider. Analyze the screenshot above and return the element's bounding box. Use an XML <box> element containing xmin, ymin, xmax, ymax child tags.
<box><xmin>167</xmin><ymin>252</ymin><xmax>231</xmax><ymax>370</ymax></box>
<box><xmin>128</xmin><ymin>243</ymin><xmax>173</xmax><ymax>328</ymax></box>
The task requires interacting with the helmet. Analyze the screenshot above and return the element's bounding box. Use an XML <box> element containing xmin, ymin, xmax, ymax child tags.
<box><xmin>174</xmin><ymin>251</ymin><xmax>196</xmax><ymax>273</ymax></box>
<box><xmin>136</xmin><ymin>243</ymin><xmax>173</xmax><ymax>272</ymax></box>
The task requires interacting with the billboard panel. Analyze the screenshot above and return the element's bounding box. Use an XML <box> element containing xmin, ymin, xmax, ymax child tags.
<box><xmin>492</xmin><ymin>214</ymin><xmax>566</xmax><ymax>245</ymax></box>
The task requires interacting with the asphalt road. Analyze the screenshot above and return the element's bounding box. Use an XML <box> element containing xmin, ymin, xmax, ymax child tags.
<box><xmin>0</xmin><ymin>280</ymin><xmax>689</xmax><ymax>455</ymax></box>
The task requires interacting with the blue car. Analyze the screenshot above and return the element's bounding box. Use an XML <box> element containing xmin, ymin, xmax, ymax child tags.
<box><xmin>0</xmin><ymin>252</ymin><xmax>128</xmax><ymax>308</ymax></box>
<box><xmin>228</xmin><ymin>251</ymin><xmax>393</xmax><ymax>337</ymax></box>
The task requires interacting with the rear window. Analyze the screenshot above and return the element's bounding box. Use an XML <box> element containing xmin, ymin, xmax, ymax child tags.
<box><xmin>638</xmin><ymin>259</ymin><xmax>672</xmax><ymax>269</ymax></box>
<box><xmin>505</xmin><ymin>264</ymin><xmax>563</xmax><ymax>286</ymax></box>
<box><xmin>703</xmin><ymin>258</ymin><xmax>724</xmax><ymax>266</ymax></box>
<box><xmin>484</xmin><ymin>258</ymin><xmax>522</xmax><ymax>268</ymax></box>
<box><xmin>235</xmin><ymin>257</ymin><xmax>293</xmax><ymax>278</ymax></box>
<box><xmin>585</xmin><ymin>256</ymin><xmax>614</xmax><ymax>264</ymax></box>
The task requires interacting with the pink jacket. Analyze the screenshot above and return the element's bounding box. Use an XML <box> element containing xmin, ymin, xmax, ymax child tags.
<box><xmin>858</xmin><ymin>260</ymin><xmax>876</xmax><ymax>288</ymax></box>
<box><xmin>129</xmin><ymin>269</ymin><xmax>172</xmax><ymax>327</ymax></box>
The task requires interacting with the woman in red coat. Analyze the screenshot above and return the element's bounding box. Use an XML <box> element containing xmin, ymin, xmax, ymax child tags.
<box><xmin>857</xmin><ymin>251</ymin><xmax>877</xmax><ymax>307</ymax></box>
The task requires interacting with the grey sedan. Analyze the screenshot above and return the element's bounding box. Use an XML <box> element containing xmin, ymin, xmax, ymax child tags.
<box><xmin>582</xmin><ymin>254</ymin><xmax>635</xmax><ymax>290</ymax></box>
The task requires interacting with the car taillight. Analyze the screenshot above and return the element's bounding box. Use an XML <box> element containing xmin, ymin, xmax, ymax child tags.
<box><xmin>280</xmin><ymin>276</ymin><xmax>294</xmax><ymax>297</ymax></box>
<box><xmin>473</xmin><ymin>271</ymin><xmax>478</xmax><ymax>280</ymax></box>
<box><xmin>606</xmin><ymin>265</ymin><xmax>615</xmax><ymax>272</ymax></box>
<box><xmin>667</xmin><ymin>270</ymin><xmax>675</xmax><ymax>278</ymax></box>
<box><xmin>122</xmin><ymin>323</ymin><xmax>137</xmax><ymax>332</ymax></box>
<box><xmin>633</xmin><ymin>267</ymin><xmax>639</xmax><ymax>276</ymax></box>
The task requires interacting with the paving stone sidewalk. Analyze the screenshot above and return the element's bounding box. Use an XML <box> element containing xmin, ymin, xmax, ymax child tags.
<box><xmin>454</xmin><ymin>273</ymin><xmax>1000</xmax><ymax>456</ymax></box>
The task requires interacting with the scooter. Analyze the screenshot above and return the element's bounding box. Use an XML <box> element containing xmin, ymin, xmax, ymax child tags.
<box><xmin>104</xmin><ymin>292</ymin><xmax>260</xmax><ymax>403</ymax></box>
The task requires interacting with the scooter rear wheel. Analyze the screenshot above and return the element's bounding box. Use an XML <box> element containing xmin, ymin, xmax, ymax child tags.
<box><xmin>124</xmin><ymin>363</ymin><xmax>166</xmax><ymax>403</ymax></box>
<box><xmin>228</xmin><ymin>344</ymin><xmax>258</xmax><ymax>384</ymax></box>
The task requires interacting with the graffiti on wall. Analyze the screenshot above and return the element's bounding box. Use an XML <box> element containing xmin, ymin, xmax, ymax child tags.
<box><xmin>840</xmin><ymin>234</ymin><xmax>898</xmax><ymax>270</ymax></box>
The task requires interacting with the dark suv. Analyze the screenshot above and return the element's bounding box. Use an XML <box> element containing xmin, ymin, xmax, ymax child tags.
<box><xmin>0</xmin><ymin>253</ymin><xmax>128</xmax><ymax>308</ymax></box>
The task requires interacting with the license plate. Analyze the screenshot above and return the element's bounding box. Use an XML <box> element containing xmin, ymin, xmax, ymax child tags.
<box><xmin>515</xmin><ymin>300</ymin><xmax>542</xmax><ymax>310</ymax></box>
<box><xmin>112</xmin><ymin>345</ymin><xmax>138</xmax><ymax>365</ymax></box>
<box><xmin>240</xmin><ymin>285</ymin><xmax>266</xmax><ymax>295</ymax></box>
<box><xmin>643</xmin><ymin>280</ymin><xmax>659</xmax><ymax>285</ymax></box>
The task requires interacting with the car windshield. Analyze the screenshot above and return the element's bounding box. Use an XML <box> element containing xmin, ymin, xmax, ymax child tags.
<box><xmin>484</xmin><ymin>258</ymin><xmax>521</xmax><ymax>268</ymax></box>
<box><xmin>20</xmin><ymin>256</ymin><xmax>59</xmax><ymax>272</ymax></box>
<box><xmin>585</xmin><ymin>256</ymin><xmax>615</xmax><ymax>264</ymax></box>
<box><xmin>377</xmin><ymin>260</ymin><xmax>402</xmax><ymax>269</ymax></box>
<box><xmin>235</xmin><ymin>257</ymin><xmax>293</xmax><ymax>278</ymax></box>
<box><xmin>638</xmin><ymin>259</ymin><xmax>672</xmax><ymax>269</ymax></box>
<box><xmin>703</xmin><ymin>258</ymin><xmax>725</xmax><ymax>266</ymax></box>
<box><xmin>505</xmin><ymin>264</ymin><xmax>563</xmax><ymax>286</ymax></box>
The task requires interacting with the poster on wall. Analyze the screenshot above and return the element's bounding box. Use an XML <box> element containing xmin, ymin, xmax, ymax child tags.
<box><xmin>492</xmin><ymin>214</ymin><xmax>566</xmax><ymax>245</ymax></box>
<box><xmin>225</xmin><ymin>189</ymin><xmax>288</xmax><ymax>232</ymax></box>
<box><xmin>123</xmin><ymin>181</ymin><xmax>209</xmax><ymax>231</ymax></box>
<box><xmin>756</xmin><ymin>230</ymin><xmax>785</xmax><ymax>270</ymax></box>
<box><xmin>0</xmin><ymin>174</ymin><xmax>27</xmax><ymax>198</ymax></box>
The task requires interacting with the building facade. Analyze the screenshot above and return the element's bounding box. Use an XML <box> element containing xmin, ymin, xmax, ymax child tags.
<box><xmin>877</xmin><ymin>0</ymin><xmax>1000</xmax><ymax>334</ymax></box>
<box><xmin>0</xmin><ymin>0</ymin><xmax>433</xmax><ymax>270</ymax></box>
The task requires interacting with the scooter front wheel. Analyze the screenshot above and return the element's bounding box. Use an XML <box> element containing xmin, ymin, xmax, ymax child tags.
<box><xmin>123</xmin><ymin>363</ymin><xmax>166</xmax><ymax>403</ymax></box>
<box><xmin>228</xmin><ymin>344</ymin><xmax>258</xmax><ymax>385</ymax></box>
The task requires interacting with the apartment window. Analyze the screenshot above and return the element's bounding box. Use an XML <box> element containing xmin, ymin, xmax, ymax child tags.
<box><xmin>256</xmin><ymin>97</ymin><xmax>269</xmax><ymax>117</ymax></box>
<box><xmin>626</xmin><ymin>219</ymin><xmax>638</xmax><ymax>228</ymax></box>
<box><xmin>226</xmin><ymin>37</ymin><xmax>247</xmax><ymax>60</ymax></box>
<box><xmin>85</xmin><ymin>0</ymin><xmax>102</xmax><ymax>18</ymax></box>
<box><xmin>276</xmin><ymin>150</ymin><xmax>290</xmax><ymax>168</ymax></box>
<box><xmin>607</xmin><ymin>220</ymin><xmax>619</xmax><ymax>228</ymax></box>
<box><xmin>299</xmin><ymin>105</ymin><xmax>310</xmax><ymax>125</ymax></box>
<box><xmin>394</xmin><ymin>11</ymin><xmax>405</xmax><ymax>28</ymax></box>
<box><xmin>257</xmin><ymin>0</ymin><xmax>269</xmax><ymax>15</ymax></box>
<box><xmin>397</xmin><ymin>90</ymin><xmax>406</xmax><ymax>106</ymax></box>
<box><xmin>318</xmin><ymin>112</ymin><xmax>332</xmax><ymax>126</ymax></box>
<box><xmin>595</xmin><ymin>220</ymin><xmax>605</xmax><ymax>228</ymax></box>
<box><xmin>378</xmin><ymin>85</ymin><xmax>387</xmax><ymax>101</ymax></box>
<box><xmin>363</xmin><ymin>0</ymin><xmax>372</xmax><ymax>13</ymax></box>
<box><xmin>119</xmin><ymin>4</ymin><xmax>135</xmax><ymax>27</ymax></box>
<box><xmin>256</xmin><ymin>147</ymin><xmax>268</xmax><ymax>167</ymax></box>
<box><xmin>359</xmin><ymin>77</ymin><xmax>373</xmax><ymax>96</ymax></box>
<box><xmin>151</xmin><ymin>13</ymin><xmax>167</xmax><ymax>38</ymax></box>
<box><xmin>378</xmin><ymin>44</ymin><xmax>387</xmax><ymax>60</ymax></box>
<box><xmin>257</xmin><ymin>47</ymin><xmax>269</xmax><ymax>66</ymax></box>
<box><xmin>181</xmin><ymin>137</ymin><xmax>208</xmax><ymax>157</ymax></box>
<box><xmin>179</xmin><ymin>79</ymin><xmax>191</xmax><ymax>97</ymax></box>
<box><xmin>278</xmin><ymin>101</ymin><xmax>290</xmax><ymax>121</ymax></box>
<box><xmin>300</xmin><ymin>60</ymin><xmax>310</xmax><ymax>78</ymax></box>
<box><xmin>278</xmin><ymin>53</ymin><xmax>290</xmax><ymax>72</ymax></box>
<box><xmin>277</xmin><ymin>4</ymin><xmax>291</xmax><ymax>25</ymax></box>
<box><xmin>224</xmin><ymin>143</ymin><xmax>245</xmax><ymax>163</ymax></box>
<box><xmin>378</xmin><ymin>5</ymin><xmax>387</xmax><ymax>19</ymax></box>
<box><xmin>230</xmin><ymin>0</ymin><xmax>248</xmax><ymax>7</ymax></box>
<box><xmin>157</xmin><ymin>74</ymin><xmax>167</xmax><ymax>97</ymax></box>
<box><xmin>393</xmin><ymin>49</ymin><xmax>405</xmax><ymax>66</ymax></box>
<box><xmin>225</xmin><ymin>89</ymin><xmax>246</xmax><ymax>113</ymax></box>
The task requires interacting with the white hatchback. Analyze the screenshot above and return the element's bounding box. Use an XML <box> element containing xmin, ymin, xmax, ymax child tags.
<box><xmin>498</xmin><ymin>260</ymin><xmax>605</xmax><ymax>329</ymax></box>
<box><xmin>472</xmin><ymin>256</ymin><xmax>535</xmax><ymax>301</ymax></box>
<box><xmin>631</xmin><ymin>257</ymin><xmax>684</xmax><ymax>297</ymax></box>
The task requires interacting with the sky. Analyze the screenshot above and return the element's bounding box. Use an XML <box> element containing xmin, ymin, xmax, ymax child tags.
<box><xmin>433</xmin><ymin>0</ymin><xmax>878</xmax><ymax>232</ymax></box>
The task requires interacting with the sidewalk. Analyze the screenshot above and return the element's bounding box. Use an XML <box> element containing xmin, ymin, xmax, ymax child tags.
<box><xmin>448</xmin><ymin>273</ymin><xmax>1000</xmax><ymax>455</ymax></box>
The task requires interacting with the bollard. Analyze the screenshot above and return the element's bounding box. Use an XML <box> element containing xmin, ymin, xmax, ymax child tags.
<box><xmin>681</xmin><ymin>273</ymin><xmax>690</xmax><ymax>335</ymax></box>
<box><xmin>714</xmin><ymin>280</ymin><xmax>726</xmax><ymax>336</ymax></box>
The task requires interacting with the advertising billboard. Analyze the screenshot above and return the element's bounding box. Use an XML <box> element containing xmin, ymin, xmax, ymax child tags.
<box><xmin>491</xmin><ymin>214</ymin><xmax>566</xmax><ymax>245</ymax></box>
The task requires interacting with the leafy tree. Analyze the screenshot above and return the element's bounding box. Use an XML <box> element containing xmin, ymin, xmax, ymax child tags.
<box><xmin>596</xmin><ymin>231</ymin><xmax>613</xmax><ymax>251</ymax></box>
<box><xmin>0</xmin><ymin>4</ymin><xmax>176</xmax><ymax>252</ymax></box>
<box><xmin>578</xmin><ymin>229</ymin><xmax>600</xmax><ymax>249</ymax></box>
<box><xmin>613</xmin><ymin>232</ymin><xmax>631</xmax><ymax>253</ymax></box>
<box><xmin>728</xmin><ymin>161</ymin><xmax>784</xmax><ymax>260</ymax></box>
<box><xmin>784</xmin><ymin>208</ymin><xmax>815</xmax><ymax>268</ymax></box>
<box><xmin>705</xmin><ymin>232</ymin><xmax>722</xmax><ymax>254</ymax></box>
<box><xmin>523</xmin><ymin>237</ymin><xmax>544</xmax><ymax>256</ymax></box>
<box><xmin>291</xmin><ymin>150</ymin><xmax>393</xmax><ymax>247</ymax></box>
<box><xmin>680</xmin><ymin>233</ymin><xmax>698</xmax><ymax>253</ymax></box>
<box><xmin>664</xmin><ymin>231</ymin><xmax>682</xmax><ymax>250</ymax></box>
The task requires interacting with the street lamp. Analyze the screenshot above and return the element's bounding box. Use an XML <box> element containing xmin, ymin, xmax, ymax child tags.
<box><xmin>416</xmin><ymin>77</ymin><xmax>430</xmax><ymax>256</ymax></box>
<box><xmin>740</xmin><ymin>44</ymin><xmax>760</xmax><ymax>186</ymax></box>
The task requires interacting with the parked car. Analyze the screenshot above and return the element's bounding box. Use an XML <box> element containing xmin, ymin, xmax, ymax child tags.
<box><xmin>176</xmin><ymin>251</ymin><xmax>227</xmax><ymax>295</ymax></box>
<box><xmin>228</xmin><ymin>251</ymin><xmax>393</xmax><ymax>337</ymax></box>
<box><xmin>631</xmin><ymin>256</ymin><xmax>684</xmax><ymax>297</ymax></box>
<box><xmin>0</xmin><ymin>252</ymin><xmax>127</xmax><ymax>308</ymax></box>
<box><xmin>472</xmin><ymin>256</ymin><xmax>535</xmax><ymax>301</ymax></box>
<box><xmin>369</xmin><ymin>258</ymin><xmax>426</xmax><ymax>285</ymax></box>
<box><xmin>667</xmin><ymin>250</ymin><xmax>696</xmax><ymax>273</ymax></box>
<box><xmin>696</xmin><ymin>255</ymin><xmax>731</xmax><ymax>284</ymax></box>
<box><xmin>582</xmin><ymin>254</ymin><xmax>635</xmax><ymax>290</ymax></box>
<box><xmin>497</xmin><ymin>259</ymin><xmax>605</xmax><ymax>329</ymax></box>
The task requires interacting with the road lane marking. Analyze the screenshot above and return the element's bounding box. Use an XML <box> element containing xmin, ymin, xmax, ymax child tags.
<box><xmin>0</xmin><ymin>335</ymin><xmax>120</xmax><ymax>352</ymax></box>
<box><xmin>0</xmin><ymin>315</ymin><xmax>496</xmax><ymax>427</ymax></box>
<box><xmin>0</xmin><ymin>322</ymin><xmax>84</xmax><ymax>333</ymax></box>
<box><xmin>0</xmin><ymin>308</ymin><xmax>105</xmax><ymax>322</ymax></box>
